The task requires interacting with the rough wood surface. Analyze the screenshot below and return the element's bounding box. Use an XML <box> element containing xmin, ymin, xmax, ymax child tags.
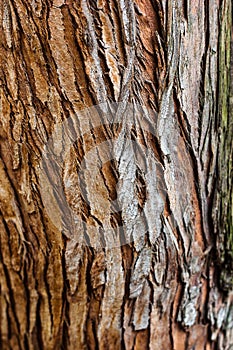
<box><xmin>0</xmin><ymin>0</ymin><xmax>232</xmax><ymax>349</ymax></box>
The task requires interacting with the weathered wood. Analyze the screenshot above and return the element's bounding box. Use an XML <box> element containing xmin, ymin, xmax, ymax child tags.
<box><xmin>0</xmin><ymin>0</ymin><xmax>232</xmax><ymax>349</ymax></box>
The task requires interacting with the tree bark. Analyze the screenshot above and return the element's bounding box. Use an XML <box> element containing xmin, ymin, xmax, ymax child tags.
<box><xmin>0</xmin><ymin>1</ymin><xmax>232</xmax><ymax>349</ymax></box>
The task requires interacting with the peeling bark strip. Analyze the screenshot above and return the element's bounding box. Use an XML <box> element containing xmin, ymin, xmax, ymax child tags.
<box><xmin>0</xmin><ymin>0</ymin><xmax>232</xmax><ymax>349</ymax></box>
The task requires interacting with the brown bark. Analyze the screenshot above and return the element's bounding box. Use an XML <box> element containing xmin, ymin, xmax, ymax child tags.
<box><xmin>0</xmin><ymin>0</ymin><xmax>232</xmax><ymax>349</ymax></box>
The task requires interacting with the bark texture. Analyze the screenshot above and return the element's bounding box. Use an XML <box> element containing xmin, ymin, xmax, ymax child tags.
<box><xmin>0</xmin><ymin>0</ymin><xmax>232</xmax><ymax>349</ymax></box>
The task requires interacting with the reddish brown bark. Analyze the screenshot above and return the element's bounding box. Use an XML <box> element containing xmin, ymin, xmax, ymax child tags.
<box><xmin>0</xmin><ymin>0</ymin><xmax>232</xmax><ymax>349</ymax></box>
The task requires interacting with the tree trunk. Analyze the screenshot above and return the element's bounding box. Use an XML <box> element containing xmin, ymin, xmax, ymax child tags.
<box><xmin>0</xmin><ymin>1</ymin><xmax>232</xmax><ymax>349</ymax></box>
